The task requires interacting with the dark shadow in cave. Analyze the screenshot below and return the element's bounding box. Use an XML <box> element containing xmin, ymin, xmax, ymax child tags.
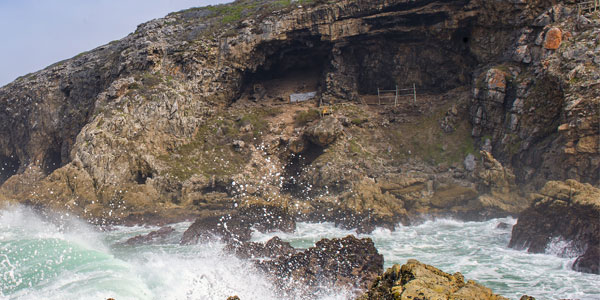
<box><xmin>0</xmin><ymin>154</ymin><xmax>20</xmax><ymax>185</ymax></box>
<box><xmin>281</xmin><ymin>141</ymin><xmax>324</xmax><ymax>199</ymax></box>
<box><xmin>235</xmin><ymin>35</ymin><xmax>332</xmax><ymax>104</ymax></box>
<box><xmin>42</xmin><ymin>147</ymin><xmax>63</xmax><ymax>175</ymax></box>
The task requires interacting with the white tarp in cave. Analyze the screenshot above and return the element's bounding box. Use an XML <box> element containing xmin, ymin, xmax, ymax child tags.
<box><xmin>289</xmin><ymin>91</ymin><xmax>317</xmax><ymax>103</ymax></box>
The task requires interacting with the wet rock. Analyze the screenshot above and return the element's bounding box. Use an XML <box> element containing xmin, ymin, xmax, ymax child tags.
<box><xmin>225</xmin><ymin>236</ymin><xmax>296</xmax><ymax>260</ymax></box>
<box><xmin>260</xmin><ymin>235</ymin><xmax>383</xmax><ymax>294</ymax></box>
<box><xmin>573</xmin><ymin>245</ymin><xmax>599</xmax><ymax>274</ymax></box>
<box><xmin>509</xmin><ymin>180</ymin><xmax>600</xmax><ymax>274</ymax></box>
<box><xmin>359</xmin><ymin>260</ymin><xmax>509</xmax><ymax>300</ymax></box>
<box><xmin>496</xmin><ymin>222</ymin><xmax>510</xmax><ymax>229</ymax></box>
<box><xmin>123</xmin><ymin>226</ymin><xmax>175</xmax><ymax>245</ymax></box>
<box><xmin>180</xmin><ymin>205</ymin><xmax>296</xmax><ymax>244</ymax></box>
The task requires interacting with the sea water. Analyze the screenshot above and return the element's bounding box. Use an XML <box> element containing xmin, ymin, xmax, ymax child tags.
<box><xmin>1</xmin><ymin>205</ymin><xmax>598</xmax><ymax>300</ymax></box>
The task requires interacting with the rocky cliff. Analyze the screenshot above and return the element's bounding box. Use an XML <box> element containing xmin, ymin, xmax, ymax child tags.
<box><xmin>0</xmin><ymin>0</ymin><xmax>597</xmax><ymax>228</ymax></box>
<box><xmin>509</xmin><ymin>180</ymin><xmax>600</xmax><ymax>274</ymax></box>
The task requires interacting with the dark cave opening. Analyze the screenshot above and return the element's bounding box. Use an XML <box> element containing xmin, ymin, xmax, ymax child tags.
<box><xmin>134</xmin><ymin>169</ymin><xmax>153</xmax><ymax>185</ymax></box>
<box><xmin>42</xmin><ymin>148</ymin><xmax>63</xmax><ymax>175</ymax></box>
<box><xmin>282</xmin><ymin>141</ymin><xmax>324</xmax><ymax>198</ymax></box>
<box><xmin>349</xmin><ymin>34</ymin><xmax>477</xmax><ymax>95</ymax></box>
<box><xmin>237</xmin><ymin>37</ymin><xmax>332</xmax><ymax>103</ymax></box>
<box><xmin>0</xmin><ymin>154</ymin><xmax>20</xmax><ymax>185</ymax></box>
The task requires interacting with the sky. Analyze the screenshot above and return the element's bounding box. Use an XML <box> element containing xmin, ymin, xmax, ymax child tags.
<box><xmin>0</xmin><ymin>0</ymin><xmax>231</xmax><ymax>87</ymax></box>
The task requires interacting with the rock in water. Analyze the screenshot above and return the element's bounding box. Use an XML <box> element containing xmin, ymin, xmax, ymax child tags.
<box><xmin>180</xmin><ymin>205</ymin><xmax>296</xmax><ymax>244</ymax></box>
<box><xmin>359</xmin><ymin>260</ymin><xmax>509</xmax><ymax>300</ymax></box>
<box><xmin>259</xmin><ymin>235</ymin><xmax>383</xmax><ymax>296</ymax></box>
<box><xmin>509</xmin><ymin>180</ymin><xmax>600</xmax><ymax>274</ymax></box>
<box><xmin>225</xmin><ymin>236</ymin><xmax>296</xmax><ymax>260</ymax></box>
<box><xmin>123</xmin><ymin>226</ymin><xmax>175</xmax><ymax>245</ymax></box>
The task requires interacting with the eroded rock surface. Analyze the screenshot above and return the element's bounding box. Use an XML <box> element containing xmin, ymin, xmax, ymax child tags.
<box><xmin>359</xmin><ymin>259</ymin><xmax>509</xmax><ymax>300</ymax></box>
<box><xmin>0</xmin><ymin>0</ymin><xmax>596</xmax><ymax>230</ymax></box>
<box><xmin>259</xmin><ymin>235</ymin><xmax>383</xmax><ymax>296</ymax></box>
<box><xmin>509</xmin><ymin>180</ymin><xmax>600</xmax><ymax>274</ymax></box>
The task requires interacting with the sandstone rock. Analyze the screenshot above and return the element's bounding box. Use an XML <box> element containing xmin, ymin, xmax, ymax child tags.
<box><xmin>304</xmin><ymin>116</ymin><xmax>344</xmax><ymax>147</ymax></box>
<box><xmin>359</xmin><ymin>260</ymin><xmax>509</xmax><ymax>300</ymax></box>
<box><xmin>543</xmin><ymin>27</ymin><xmax>562</xmax><ymax>50</ymax></box>
<box><xmin>576</xmin><ymin>135</ymin><xmax>598</xmax><ymax>153</ymax></box>
<box><xmin>509</xmin><ymin>180</ymin><xmax>600</xmax><ymax>274</ymax></box>
<box><xmin>430</xmin><ymin>185</ymin><xmax>478</xmax><ymax>208</ymax></box>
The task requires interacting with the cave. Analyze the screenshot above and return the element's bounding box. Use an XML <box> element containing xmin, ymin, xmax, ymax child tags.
<box><xmin>134</xmin><ymin>169</ymin><xmax>153</xmax><ymax>185</ymax></box>
<box><xmin>0</xmin><ymin>154</ymin><xmax>20</xmax><ymax>185</ymax></box>
<box><xmin>42</xmin><ymin>148</ymin><xmax>63</xmax><ymax>175</ymax></box>
<box><xmin>281</xmin><ymin>141</ymin><xmax>324</xmax><ymax>198</ymax></box>
<box><xmin>237</xmin><ymin>35</ymin><xmax>332</xmax><ymax>103</ymax></box>
<box><xmin>347</xmin><ymin>32</ymin><xmax>476</xmax><ymax>96</ymax></box>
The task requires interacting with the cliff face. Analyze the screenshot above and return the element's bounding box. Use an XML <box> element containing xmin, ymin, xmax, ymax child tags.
<box><xmin>0</xmin><ymin>0</ymin><xmax>596</xmax><ymax>226</ymax></box>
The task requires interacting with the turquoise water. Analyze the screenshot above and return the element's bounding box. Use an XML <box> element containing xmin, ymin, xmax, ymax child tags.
<box><xmin>1</xmin><ymin>206</ymin><xmax>599</xmax><ymax>299</ymax></box>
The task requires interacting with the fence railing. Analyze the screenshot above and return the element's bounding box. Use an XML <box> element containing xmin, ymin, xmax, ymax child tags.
<box><xmin>578</xmin><ymin>0</ymin><xmax>599</xmax><ymax>15</ymax></box>
<box><xmin>376</xmin><ymin>84</ymin><xmax>417</xmax><ymax>106</ymax></box>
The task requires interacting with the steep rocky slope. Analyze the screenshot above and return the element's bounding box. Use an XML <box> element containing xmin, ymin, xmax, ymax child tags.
<box><xmin>0</xmin><ymin>0</ymin><xmax>597</xmax><ymax>229</ymax></box>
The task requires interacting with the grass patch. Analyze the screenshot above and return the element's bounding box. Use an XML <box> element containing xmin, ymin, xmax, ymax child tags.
<box><xmin>160</xmin><ymin>107</ymin><xmax>280</xmax><ymax>180</ymax></box>
<box><xmin>378</xmin><ymin>104</ymin><xmax>478</xmax><ymax>166</ymax></box>
<box><xmin>294</xmin><ymin>109</ymin><xmax>320</xmax><ymax>126</ymax></box>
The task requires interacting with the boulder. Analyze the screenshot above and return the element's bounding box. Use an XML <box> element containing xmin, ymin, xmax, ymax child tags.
<box><xmin>543</xmin><ymin>27</ymin><xmax>562</xmax><ymax>50</ymax></box>
<box><xmin>359</xmin><ymin>259</ymin><xmax>509</xmax><ymax>300</ymax></box>
<box><xmin>260</xmin><ymin>235</ymin><xmax>383</xmax><ymax>295</ymax></box>
<box><xmin>180</xmin><ymin>204</ymin><xmax>296</xmax><ymax>244</ymax></box>
<box><xmin>225</xmin><ymin>236</ymin><xmax>296</xmax><ymax>259</ymax></box>
<box><xmin>509</xmin><ymin>180</ymin><xmax>600</xmax><ymax>274</ymax></box>
<box><xmin>304</xmin><ymin>116</ymin><xmax>344</xmax><ymax>147</ymax></box>
<box><xmin>123</xmin><ymin>226</ymin><xmax>175</xmax><ymax>245</ymax></box>
<box><xmin>573</xmin><ymin>245</ymin><xmax>599</xmax><ymax>274</ymax></box>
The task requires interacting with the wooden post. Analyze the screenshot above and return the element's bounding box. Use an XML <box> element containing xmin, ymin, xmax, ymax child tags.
<box><xmin>395</xmin><ymin>85</ymin><xmax>398</xmax><ymax>107</ymax></box>
<box><xmin>413</xmin><ymin>83</ymin><xmax>417</xmax><ymax>105</ymax></box>
<box><xmin>377</xmin><ymin>88</ymin><xmax>381</xmax><ymax>105</ymax></box>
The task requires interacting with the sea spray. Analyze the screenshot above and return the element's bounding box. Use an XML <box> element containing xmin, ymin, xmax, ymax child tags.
<box><xmin>253</xmin><ymin>219</ymin><xmax>600</xmax><ymax>300</ymax></box>
<box><xmin>0</xmin><ymin>206</ymin><xmax>354</xmax><ymax>300</ymax></box>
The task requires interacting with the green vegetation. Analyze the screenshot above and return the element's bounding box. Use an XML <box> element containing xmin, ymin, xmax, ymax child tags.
<box><xmin>294</xmin><ymin>109</ymin><xmax>320</xmax><ymax>126</ymax></box>
<box><xmin>160</xmin><ymin>107</ymin><xmax>280</xmax><ymax>180</ymax></box>
<box><xmin>206</xmin><ymin>2</ymin><xmax>257</xmax><ymax>24</ymax></box>
<box><xmin>380</xmin><ymin>104</ymin><xmax>477</xmax><ymax>165</ymax></box>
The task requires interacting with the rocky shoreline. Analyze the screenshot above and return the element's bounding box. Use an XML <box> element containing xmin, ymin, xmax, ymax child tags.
<box><xmin>1</xmin><ymin>0</ymin><xmax>599</xmax><ymax>298</ymax></box>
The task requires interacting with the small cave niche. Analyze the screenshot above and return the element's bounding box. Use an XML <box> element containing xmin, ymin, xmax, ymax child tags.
<box><xmin>132</xmin><ymin>160</ymin><xmax>154</xmax><ymax>185</ymax></box>
<box><xmin>281</xmin><ymin>141</ymin><xmax>324</xmax><ymax>198</ymax></box>
<box><xmin>134</xmin><ymin>169</ymin><xmax>153</xmax><ymax>185</ymax></box>
<box><xmin>0</xmin><ymin>154</ymin><xmax>20</xmax><ymax>185</ymax></box>
<box><xmin>236</xmin><ymin>37</ymin><xmax>332</xmax><ymax>104</ymax></box>
<box><xmin>42</xmin><ymin>148</ymin><xmax>63</xmax><ymax>175</ymax></box>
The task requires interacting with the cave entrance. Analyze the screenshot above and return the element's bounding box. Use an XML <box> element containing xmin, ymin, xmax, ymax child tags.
<box><xmin>281</xmin><ymin>141</ymin><xmax>324</xmax><ymax>199</ymax></box>
<box><xmin>344</xmin><ymin>32</ymin><xmax>476</xmax><ymax>103</ymax></box>
<box><xmin>0</xmin><ymin>154</ymin><xmax>20</xmax><ymax>185</ymax></box>
<box><xmin>238</xmin><ymin>37</ymin><xmax>332</xmax><ymax>104</ymax></box>
<box><xmin>42</xmin><ymin>147</ymin><xmax>63</xmax><ymax>175</ymax></box>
